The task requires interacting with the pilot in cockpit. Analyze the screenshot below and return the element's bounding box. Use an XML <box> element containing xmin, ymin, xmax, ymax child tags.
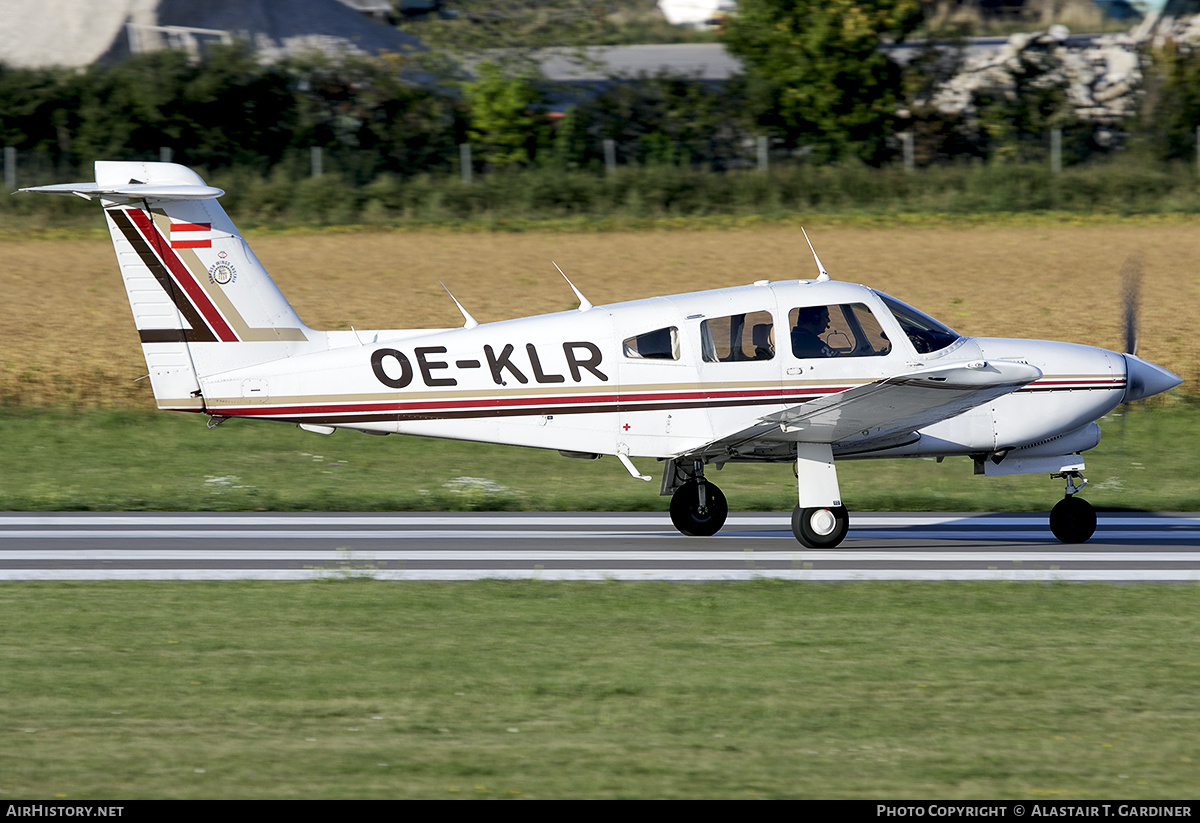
<box><xmin>791</xmin><ymin>305</ymin><xmax>838</xmax><ymax>358</ymax></box>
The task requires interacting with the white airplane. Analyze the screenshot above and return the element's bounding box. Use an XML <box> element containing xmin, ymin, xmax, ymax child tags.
<box><xmin>22</xmin><ymin>162</ymin><xmax>1182</xmax><ymax>546</ymax></box>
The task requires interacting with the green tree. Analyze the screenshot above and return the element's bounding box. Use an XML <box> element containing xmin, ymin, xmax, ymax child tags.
<box><xmin>1139</xmin><ymin>43</ymin><xmax>1200</xmax><ymax>163</ymax></box>
<box><xmin>0</xmin><ymin>65</ymin><xmax>86</xmax><ymax>167</ymax></box>
<box><xmin>68</xmin><ymin>45</ymin><xmax>296</xmax><ymax>171</ymax></box>
<box><xmin>286</xmin><ymin>51</ymin><xmax>461</xmax><ymax>181</ymax></box>
<box><xmin>462</xmin><ymin>61</ymin><xmax>545</xmax><ymax>168</ymax></box>
<box><xmin>398</xmin><ymin>0</ymin><xmax>633</xmax><ymax>52</ymax></box>
<box><xmin>723</xmin><ymin>0</ymin><xmax>922</xmax><ymax>164</ymax></box>
<box><xmin>568</xmin><ymin>71</ymin><xmax>758</xmax><ymax>169</ymax></box>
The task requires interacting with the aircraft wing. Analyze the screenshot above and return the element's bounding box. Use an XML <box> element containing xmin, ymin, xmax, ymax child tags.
<box><xmin>689</xmin><ymin>360</ymin><xmax>1042</xmax><ymax>460</ymax></box>
<box><xmin>765</xmin><ymin>359</ymin><xmax>1042</xmax><ymax>444</ymax></box>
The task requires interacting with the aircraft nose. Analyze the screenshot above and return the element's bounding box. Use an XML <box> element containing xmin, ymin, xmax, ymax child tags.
<box><xmin>1123</xmin><ymin>354</ymin><xmax>1182</xmax><ymax>403</ymax></box>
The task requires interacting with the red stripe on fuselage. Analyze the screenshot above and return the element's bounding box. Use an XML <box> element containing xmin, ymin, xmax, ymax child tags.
<box><xmin>205</xmin><ymin>385</ymin><xmax>849</xmax><ymax>420</ymax></box>
<box><xmin>125</xmin><ymin>209</ymin><xmax>237</xmax><ymax>342</ymax></box>
<box><xmin>204</xmin><ymin>376</ymin><xmax>1125</xmax><ymax>424</ymax></box>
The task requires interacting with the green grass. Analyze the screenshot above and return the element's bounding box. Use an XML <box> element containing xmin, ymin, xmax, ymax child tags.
<box><xmin>0</xmin><ymin>402</ymin><xmax>1195</xmax><ymax>513</ymax></box>
<box><xmin>2</xmin><ymin>581</ymin><xmax>1199</xmax><ymax>799</ymax></box>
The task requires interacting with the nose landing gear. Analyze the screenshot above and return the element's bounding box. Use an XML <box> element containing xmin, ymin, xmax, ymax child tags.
<box><xmin>791</xmin><ymin>505</ymin><xmax>849</xmax><ymax>548</ymax></box>
<box><xmin>1049</xmin><ymin>471</ymin><xmax>1096</xmax><ymax>544</ymax></box>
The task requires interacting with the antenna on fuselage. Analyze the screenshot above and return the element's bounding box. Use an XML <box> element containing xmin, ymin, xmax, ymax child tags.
<box><xmin>801</xmin><ymin>227</ymin><xmax>831</xmax><ymax>282</ymax></box>
<box><xmin>439</xmin><ymin>281</ymin><xmax>478</xmax><ymax>329</ymax></box>
<box><xmin>553</xmin><ymin>262</ymin><xmax>593</xmax><ymax>311</ymax></box>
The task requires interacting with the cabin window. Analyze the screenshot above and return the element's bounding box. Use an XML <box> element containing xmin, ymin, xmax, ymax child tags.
<box><xmin>623</xmin><ymin>327</ymin><xmax>680</xmax><ymax>360</ymax></box>
<box><xmin>700</xmin><ymin>311</ymin><xmax>775</xmax><ymax>362</ymax></box>
<box><xmin>789</xmin><ymin>303</ymin><xmax>892</xmax><ymax>359</ymax></box>
<box><xmin>874</xmin><ymin>292</ymin><xmax>961</xmax><ymax>354</ymax></box>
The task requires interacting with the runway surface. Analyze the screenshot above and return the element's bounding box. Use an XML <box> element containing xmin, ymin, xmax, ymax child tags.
<box><xmin>2</xmin><ymin>512</ymin><xmax>1198</xmax><ymax>581</ymax></box>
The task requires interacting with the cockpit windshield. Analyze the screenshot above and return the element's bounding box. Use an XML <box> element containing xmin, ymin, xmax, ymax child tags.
<box><xmin>874</xmin><ymin>291</ymin><xmax>961</xmax><ymax>354</ymax></box>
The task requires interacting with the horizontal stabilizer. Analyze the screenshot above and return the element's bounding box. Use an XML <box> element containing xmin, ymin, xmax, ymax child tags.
<box><xmin>18</xmin><ymin>182</ymin><xmax>224</xmax><ymax>201</ymax></box>
<box><xmin>763</xmin><ymin>360</ymin><xmax>1043</xmax><ymax>443</ymax></box>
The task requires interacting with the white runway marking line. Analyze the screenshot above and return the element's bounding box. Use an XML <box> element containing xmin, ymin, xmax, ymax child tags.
<box><xmin>3</xmin><ymin>569</ymin><xmax>1200</xmax><ymax>582</ymax></box>
<box><xmin>2</xmin><ymin>550</ymin><xmax>1199</xmax><ymax>563</ymax></box>
<box><xmin>3</xmin><ymin>527</ymin><xmax>1199</xmax><ymax>542</ymax></box>
<box><xmin>2</xmin><ymin>513</ymin><xmax>1199</xmax><ymax>528</ymax></box>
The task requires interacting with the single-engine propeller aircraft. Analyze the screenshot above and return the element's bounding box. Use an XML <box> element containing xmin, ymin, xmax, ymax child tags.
<box><xmin>22</xmin><ymin>162</ymin><xmax>1182</xmax><ymax>546</ymax></box>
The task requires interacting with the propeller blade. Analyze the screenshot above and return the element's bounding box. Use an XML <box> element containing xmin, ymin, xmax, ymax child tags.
<box><xmin>1120</xmin><ymin>251</ymin><xmax>1142</xmax><ymax>356</ymax></box>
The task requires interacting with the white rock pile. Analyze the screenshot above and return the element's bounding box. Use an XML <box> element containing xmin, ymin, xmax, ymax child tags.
<box><xmin>923</xmin><ymin>24</ymin><xmax>1145</xmax><ymax>127</ymax></box>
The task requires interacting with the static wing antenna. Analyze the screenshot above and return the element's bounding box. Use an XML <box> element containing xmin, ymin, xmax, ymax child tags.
<box><xmin>325</xmin><ymin>289</ymin><xmax>365</xmax><ymax>346</ymax></box>
<box><xmin>440</xmin><ymin>281</ymin><xmax>478</xmax><ymax>329</ymax></box>
<box><xmin>801</xmin><ymin>227</ymin><xmax>830</xmax><ymax>282</ymax></box>
<box><xmin>553</xmin><ymin>262</ymin><xmax>593</xmax><ymax>312</ymax></box>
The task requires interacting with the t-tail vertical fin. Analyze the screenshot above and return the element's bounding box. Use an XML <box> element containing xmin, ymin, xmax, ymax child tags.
<box><xmin>22</xmin><ymin>162</ymin><xmax>325</xmax><ymax>412</ymax></box>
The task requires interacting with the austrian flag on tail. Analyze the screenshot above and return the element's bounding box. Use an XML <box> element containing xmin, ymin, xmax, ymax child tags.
<box><xmin>170</xmin><ymin>221</ymin><xmax>213</xmax><ymax>249</ymax></box>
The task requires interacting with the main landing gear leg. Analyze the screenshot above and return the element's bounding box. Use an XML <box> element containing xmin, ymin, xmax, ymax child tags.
<box><xmin>669</xmin><ymin>460</ymin><xmax>728</xmax><ymax>537</ymax></box>
<box><xmin>1049</xmin><ymin>471</ymin><xmax>1096</xmax><ymax>544</ymax></box>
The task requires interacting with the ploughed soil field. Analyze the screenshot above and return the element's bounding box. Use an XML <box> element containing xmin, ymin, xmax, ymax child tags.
<box><xmin>3</xmin><ymin>223</ymin><xmax>1196</xmax><ymax>406</ymax></box>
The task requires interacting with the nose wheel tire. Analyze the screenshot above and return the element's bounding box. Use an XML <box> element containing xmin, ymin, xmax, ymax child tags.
<box><xmin>669</xmin><ymin>480</ymin><xmax>728</xmax><ymax>537</ymax></box>
<box><xmin>792</xmin><ymin>505</ymin><xmax>849</xmax><ymax>548</ymax></box>
<box><xmin>1050</xmin><ymin>496</ymin><xmax>1096</xmax><ymax>544</ymax></box>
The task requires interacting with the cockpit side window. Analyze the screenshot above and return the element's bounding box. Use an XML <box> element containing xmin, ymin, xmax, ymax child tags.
<box><xmin>701</xmin><ymin>311</ymin><xmax>774</xmax><ymax>362</ymax></box>
<box><xmin>789</xmin><ymin>303</ymin><xmax>892</xmax><ymax>359</ymax></box>
<box><xmin>623</xmin><ymin>327</ymin><xmax>680</xmax><ymax>360</ymax></box>
<box><xmin>875</xmin><ymin>292</ymin><xmax>961</xmax><ymax>354</ymax></box>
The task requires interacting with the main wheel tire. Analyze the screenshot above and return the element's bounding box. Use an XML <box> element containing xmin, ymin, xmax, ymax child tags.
<box><xmin>791</xmin><ymin>505</ymin><xmax>849</xmax><ymax>548</ymax></box>
<box><xmin>1050</xmin><ymin>496</ymin><xmax>1096</xmax><ymax>544</ymax></box>
<box><xmin>669</xmin><ymin>480</ymin><xmax>728</xmax><ymax>537</ymax></box>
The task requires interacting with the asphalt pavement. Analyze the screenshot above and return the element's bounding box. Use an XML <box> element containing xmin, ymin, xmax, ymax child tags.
<box><xmin>2</xmin><ymin>511</ymin><xmax>1197</xmax><ymax>581</ymax></box>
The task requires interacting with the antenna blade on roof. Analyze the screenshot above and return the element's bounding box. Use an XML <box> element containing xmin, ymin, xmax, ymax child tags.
<box><xmin>440</xmin><ymin>281</ymin><xmax>479</xmax><ymax>329</ymax></box>
<box><xmin>801</xmin><ymin>227</ymin><xmax>830</xmax><ymax>282</ymax></box>
<box><xmin>553</xmin><ymin>262</ymin><xmax>593</xmax><ymax>311</ymax></box>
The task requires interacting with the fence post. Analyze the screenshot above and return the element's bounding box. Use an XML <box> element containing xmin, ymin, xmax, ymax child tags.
<box><xmin>757</xmin><ymin>135</ymin><xmax>768</xmax><ymax>172</ymax></box>
<box><xmin>901</xmin><ymin>132</ymin><xmax>914</xmax><ymax>174</ymax></box>
<box><xmin>459</xmin><ymin>143</ymin><xmax>472</xmax><ymax>183</ymax></box>
<box><xmin>1050</xmin><ymin>128</ymin><xmax>1062</xmax><ymax>175</ymax></box>
<box><xmin>159</xmin><ymin>146</ymin><xmax>173</xmax><ymax>163</ymax></box>
<box><xmin>310</xmin><ymin>146</ymin><xmax>323</xmax><ymax>178</ymax></box>
<box><xmin>603</xmin><ymin>139</ymin><xmax>616</xmax><ymax>176</ymax></box>
<box><xmin>4</xmin><ymin>146</ymin><xmax>15</xmax><ymax>191</ymax></box>
<box><xmin>1195</xmin><ymin>125</ymin><xmax>1199</xmax><ymax>174</ymax></box>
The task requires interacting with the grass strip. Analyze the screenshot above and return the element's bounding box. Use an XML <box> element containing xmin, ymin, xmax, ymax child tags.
<box><xmin>0</xmin><ymin>404</ymin><xmax>1195</xmax><ymax>513</ymax></box>
<box><xmin>2</xmin><ymin>581</ymin><xmax>1198</xmax><ymax>799</ymax></box>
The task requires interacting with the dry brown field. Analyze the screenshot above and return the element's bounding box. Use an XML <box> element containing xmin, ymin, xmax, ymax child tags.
<box><xmin>3</xmin><ymin>223</ymin><xmax>1197</xmax><ymax>406</ymax></box>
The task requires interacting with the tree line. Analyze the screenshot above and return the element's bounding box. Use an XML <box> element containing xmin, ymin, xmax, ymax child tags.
<box><xmin>3</xmin><ymin>0</ymin><xmax>1200</xmax><ymax>186</ymax></box>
